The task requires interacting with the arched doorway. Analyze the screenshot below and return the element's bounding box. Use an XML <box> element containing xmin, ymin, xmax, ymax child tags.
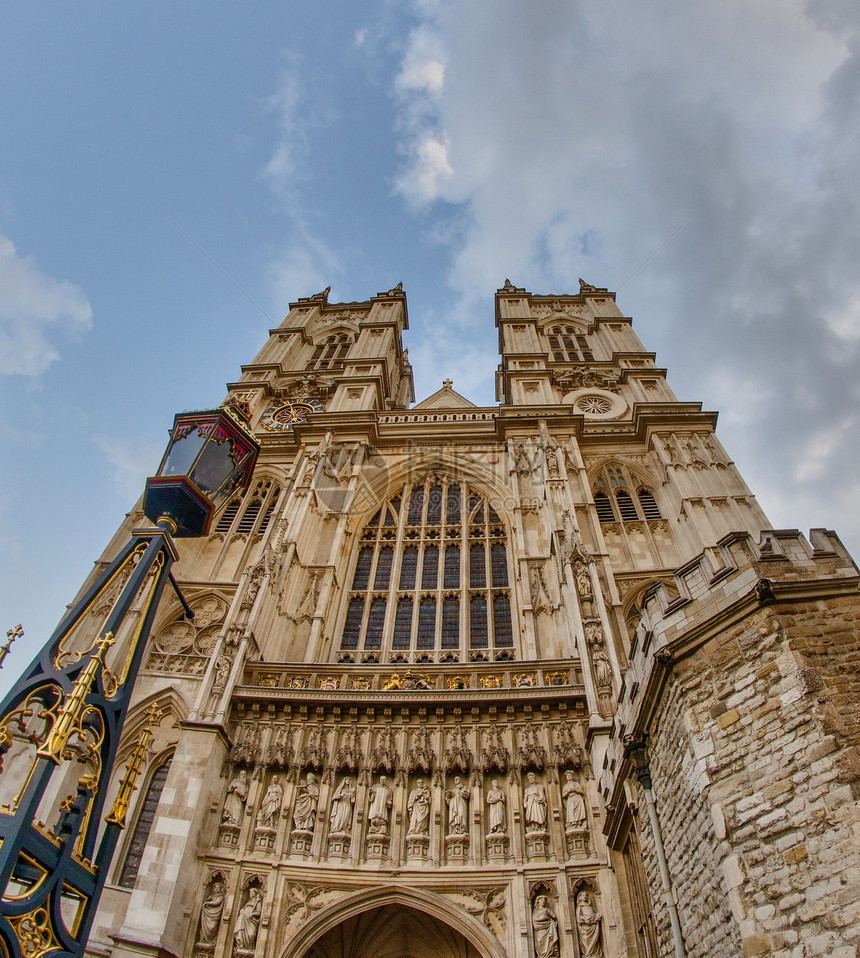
<box><xmin>301</xmin><ymin>904</ymin><xmax>481</xmax><ymax>957</ymax></box>
<box><xmin>284</xmin><ymin>886</ymin><xmax>507</xmax><ymax>958</ymax></box>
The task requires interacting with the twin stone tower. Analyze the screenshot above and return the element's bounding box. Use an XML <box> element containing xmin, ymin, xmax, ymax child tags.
<box><xmin>26</xmin><ymin>281</ymin><xmax>860</xmax><ymax>957</ymax></box>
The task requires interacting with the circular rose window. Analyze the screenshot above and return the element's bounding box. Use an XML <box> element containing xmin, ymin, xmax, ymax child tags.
<box><xmin>563</xmin><ymin>388</ymin><xmax>628</xmax><ymax>420</ymax></box>
<box><xmin>576</xmin><ymin>396</ymin><xmax>613</xmax><ymax>415</ymax></box>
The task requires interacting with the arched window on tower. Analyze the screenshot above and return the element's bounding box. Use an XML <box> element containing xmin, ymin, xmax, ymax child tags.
<box><xmin>592</xmin><ymin>465</ymin><xmax>662</xmax><ymax>523</ymax></box>
<box><xmin>546</xmin><ymin>325</ymin><xmax>594</xmax><ymax>363</ymax></box>
<box><xmin>213</xmin><ymin>478</ymin><xmax>282</xmax><ymax>538</ymax></box>
<box><xmin>340</xmin><ymin>478</ymin><xmax>515</xmax><ymax>662</ymax></box>
<box><xmin>118</xmin><ymin>754</ymin><xmax>173</xmax><ymax>888</ymax></box>
<box><xmin>306</xmin><ymin>334</ymin><xmax>352</xmax><ymax>371</ymax></box>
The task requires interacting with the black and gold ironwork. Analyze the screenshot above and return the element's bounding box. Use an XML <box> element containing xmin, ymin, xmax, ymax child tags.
<box><xmin>105</xmin><ymin>704</ymin><xmax>162</xmax><ymax>829</ymax></box>
<box><xmin>0</xmin><ymin>525</ymin><xmax>178</xmax><ymax>958</ymax></box>
<box><xmin>0</xmin><ymin>406</ymin><xmax>259</xmax><ymax>958</ymax></box>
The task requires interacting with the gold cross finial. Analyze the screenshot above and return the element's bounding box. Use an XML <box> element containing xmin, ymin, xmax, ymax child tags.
<box><xmin>143</xmin><ymin>703</ymin><xmax>164</xmax><ymax>727</ymax></box>
<box><xmin>442</xmin><ymin>378</ymin><xmax>452</xmax><ymax>388</ymax></box>
<box><xmin>0</xmin><ymin>625</ymin><xmax>22</xmax><ymax>668</ymax></box>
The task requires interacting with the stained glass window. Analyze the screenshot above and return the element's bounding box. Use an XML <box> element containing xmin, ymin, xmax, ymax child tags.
<box><xmin>340</xmin><ymin>479</ymin><xmax>514</xmax><ymax>661</ymax></box>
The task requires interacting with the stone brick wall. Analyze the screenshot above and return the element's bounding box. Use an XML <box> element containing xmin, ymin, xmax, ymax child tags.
<box><xmin>634</xmin><ymin>674</ymin><xmax>742</xmax><ymax>958</ymax></box>
<box><xmin>643</xmin><ymin>600</ymin><xmax>860</xmax><ymax>957</ymax></box>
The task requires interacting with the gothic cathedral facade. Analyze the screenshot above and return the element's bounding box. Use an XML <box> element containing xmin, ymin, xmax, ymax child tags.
<box><xmin>83</xmin><ymin>281</ymin><xmax>859</xmax><ymax>957</ymax></box>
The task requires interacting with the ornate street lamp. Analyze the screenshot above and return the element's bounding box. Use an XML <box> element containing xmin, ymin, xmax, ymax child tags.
<box><xmin>0</xmin><ymin>402</ymin><xmax>259</xmax><ymax>958</ymax></box>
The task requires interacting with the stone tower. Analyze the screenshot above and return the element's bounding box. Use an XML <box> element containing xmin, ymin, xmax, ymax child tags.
<box><xmin>80</xmin><ymin>281</ymin><xmax>859</xmax><ymax>958</ymax></box>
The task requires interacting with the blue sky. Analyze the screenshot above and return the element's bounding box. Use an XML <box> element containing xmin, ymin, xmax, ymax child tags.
<box><xmin>1</xmin><ymin>1</ymin><xmax>859</xmax><ymax>691</ymax></box>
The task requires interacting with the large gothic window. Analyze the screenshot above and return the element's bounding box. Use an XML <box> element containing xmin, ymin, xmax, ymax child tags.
<box><xmin>547</xmin><ymin>325</ymin><xmax>593</xmax><ymax>363</ymax></box>
<box><xmin>340</xmin><ymin>479</ymin><xmax>514</xmax><ymax>662</ymax></box>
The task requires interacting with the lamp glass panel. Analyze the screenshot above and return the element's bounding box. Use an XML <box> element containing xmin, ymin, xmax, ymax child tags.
<box><xmin>162</xmin><ymin>430</ymin><xmax>207</xmax><ymax>478</ymax></box>
<box><xmin>191</xmin><ymin>437</ymin><xmax>235</xmax><ymax>498</ymax></box>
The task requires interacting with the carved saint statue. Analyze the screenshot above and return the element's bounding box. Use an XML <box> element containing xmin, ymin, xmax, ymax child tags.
<box><xmin>523</xmin><ymin>772</ymin><xmax>547</xmax><ymax>833</ymax></box>
<box><xmin>486</xmin><ymin>779</ymin><xmax>507</xmax><ymax>834</ymax></box>
<box><xmin>197</xmin><ymin>879</ymin><xmax>225</xmax><ymax>945</ymax></box>
<box><xmin>329</xmin><ymin>776</ymin><xmax>356</xmax><ymax>834</ymax></box>
<box><xmin>575</xmin><ymin>890</ymin><xmax>603</xmax><ymax>957</ymax></box>
<box><xmin>233</xmin><ymin>886</ymin><xmax>262</xmax><ymax>953</ymax></box>
<box><xmin>575</xmin><ymin>561</ymin><xmax>593</xmax><ymax>600</ymax></box>
<box><xmin>257</xmin><ymin>775</ymin><xmax>283</xmax><ymax>830</ymax></box>
<box><xmin>562</xmin><ymin>771</ymin><xmax>587</xmax><ymax>829</ymax></box>
<box><xmin>367</xmin><ymin>775</ymin><xmax>393</xmax><ymax>834</ymax></box>
<box><xmin>532</xmin><ymin>895</ymin><xmax>560</xmax><ymax>958</ymax></box>
<box><xmin>221</xmin><ymin>770</ymin><xmax>248</xmax><ymax>826</ymax></box>
<box><xmin>445</xmin><ymin>776</ymin><xmax>469</xmax><ymax>836</ymax></box>
<box><xmin>292</xmin><ymin>772</ymin><xmax>319</xmax><ymax>832</ymax></box>
<box><xmin>407</xmin><ymin>779</ymin><xmax>431</xmax><ymax>836</ymax></box>
<box><xmin>213</xmin><ymin>654</ymin><xmax>232</xmax><ymax>688</ymax></box>
<box><xmin>592</xmin><ymin>647</ymin><xmax>613</xmax><ymax>689</ymax></box>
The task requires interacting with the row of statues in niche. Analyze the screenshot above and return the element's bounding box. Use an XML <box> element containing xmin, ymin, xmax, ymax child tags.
<box><xmin>221</xmin><ymin>766</ymin><xmax>588</xmax><ymax>840</ymax></box>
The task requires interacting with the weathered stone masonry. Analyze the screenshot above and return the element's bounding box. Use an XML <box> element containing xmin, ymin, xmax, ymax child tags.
<box><xmin>602</xmin><ymin>529</ymin><xmax>860</xmax><ymax>958</ymax></box>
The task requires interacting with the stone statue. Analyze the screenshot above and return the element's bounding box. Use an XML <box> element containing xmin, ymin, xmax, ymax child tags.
<box><xmin>233</xmin><ymin>886</ymin><xmax>262</xmax><ymax>952</ymax></box>
<box><xmin>222</xmin><ymin>770</ymin><xmax>248</xmax><ymax>826</ymax></box>
<box><xmin>575</xmin><ymin>890</ymin><xmax>603</xmax><ymax>957</ymax></box>
<box><xmin>257</xmin><ymin>775</ymin><xmax>283</xmax><ymax>829</ymax></box>
<box><xmin>486</xmin><ymin>779</ymin><xmax>507</xmax><ymax>833</ymax></box>
<box><xmin>575</xmin><ymin>561</ymin><xmax>592</xmax><ymax>600</ymax></box>
<box><xmin>592</xmin><ymin>647</ymin><xmax>613</xmax><ymax>689</ymax></box>
<box><xmin>445</xmin><ymin>776</ymin><xmax>469</xmax><ymax>836</ymax></box>
<box><xmin>368</xmin><ymin>775</ymin><xmax>393</xmax><ymax>834</ymax></box>
<box><xmin>562</xmin><ymin>771</ymin><xmax>587</xmax><ymax>829</ymax></box>
<box><xmin>213</xmin><ymin>654</ymin><xmax>232</xmax><ymax>688</ymax></box>
<box><xmin>407</xmin><ymin>779</ymin><xmax>431</xmax><ymax>836</ymax></box>
<box><xmin>242</xmin><ymin>564</ymin><xmax>264</xmax><ymax>611</ymax></box>
<box><xmin>523</xmin><ymin>773</ymin><xmax>547</xmax><ymax>833</ymax></box>
<box><xmin>532</xmin><ymin>895</ymin><xmax>559</xmax><ymax>958</ymax></box>
<box><xmin>292</xmin><ymin>772</ymin><xmax>319</xmax><ymax>832</ymax></box>
<box><xmin>329</xmin><ymin>776</ymin><xmax>356</xmax><ymax>833</ymax></box>
<box><xmin>196</xmin><ymin>878</ymin><xmax>225</xmax><ymax>945</ymax></box>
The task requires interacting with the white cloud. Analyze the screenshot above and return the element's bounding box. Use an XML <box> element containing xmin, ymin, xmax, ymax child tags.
<box><xmin>395</xmin><ymin>134</ymin><xmax>453</xmax><ymax>206</ymax></box>
<box><xmin>354</xmin><ymin>29</ymin><xmax>368</xmax><ymax>49</ymax></box>
<box><xmin>388</xmin><ymin>0</ymin><xmax>860</xmax><ymax>556</ymax></box>
<box><xmin>0</xmin><ymin>230</ymin><xmax>92</xmax><ymax>376</ymax></box>
<box><xmin>395</xmin><ymin>27</ymin><xmax>445</xmax><ymax>97</ymax></box>
<box><xmin>95</xmin><ymin>435</ymin><xmax>164</xmax><ymax>502</ymax></box>
<box><xmin>262</xmin><ymin>64</ymin><xmax>308</xmax><ymax>195</ymax></box>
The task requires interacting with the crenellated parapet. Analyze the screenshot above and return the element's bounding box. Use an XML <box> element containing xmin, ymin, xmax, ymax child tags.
<box><xmin>600</xmin><ymin>527</ymin><xmax>858</xmax><ymax>815</ymax></box>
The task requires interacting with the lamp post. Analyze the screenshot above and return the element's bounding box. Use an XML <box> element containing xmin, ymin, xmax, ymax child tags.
<box><xmin>0</xmin><ymin>402</ymin><xmax>259</xmax><ymax>958</ymax></box>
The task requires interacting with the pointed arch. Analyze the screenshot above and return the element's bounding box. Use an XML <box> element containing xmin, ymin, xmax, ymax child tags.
<box><xmin>588</xmin><ymin>459</ymin><xmax>663</xmax><ymax>524</ymax></box>
<box><xmin>351</xmin><ymin>450</ymin><xmax>513</xmax><ymax>531</ymax></box>
<box><xmin>621</xmin><ymin>577</ymin><xmax>679</xmax><ymax>640</ymax></box>
<box><xmin>116</xmin><ymin>686</ymin><xmax>190</xmax><ymax>766</ymax></box>
<box><xmin>280</xmin><ymin>885</ymin><xmax>507</xmax><ymax>958</ymax></box>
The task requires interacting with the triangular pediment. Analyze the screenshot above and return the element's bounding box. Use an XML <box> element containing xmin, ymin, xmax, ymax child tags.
<box><xmin>412</xmin><ymin>383</ymin><xmax>477</xmax><ymax>410</ymax></box>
